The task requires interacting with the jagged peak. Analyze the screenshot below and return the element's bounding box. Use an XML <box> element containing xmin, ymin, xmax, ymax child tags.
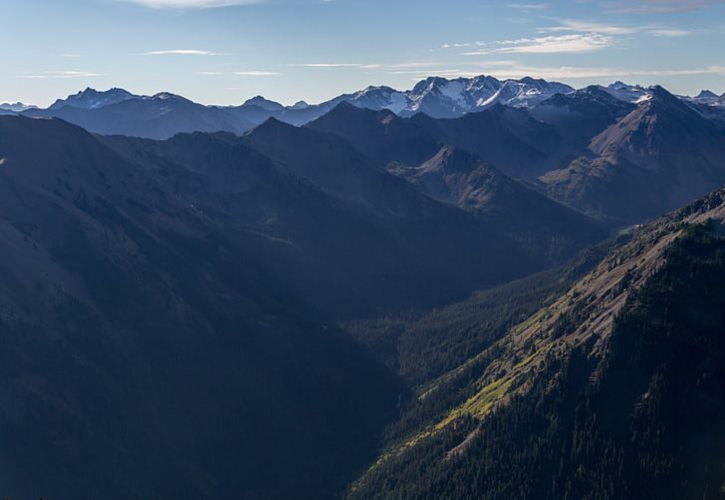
<box><xmin>246</xmin><ymin>115</ymin><xmax>298</xmax><ymax>137</ymax></box>
<box><xmin>696</xmin><ymin>89</ymin><xmax>719</xmax><ymax>99</ymax></box>
<box><xmin>644</xmin><ymin>85</ymin><xmax>694</xmax><ymax>110</ymax></box>
<box><xmin>609</xmin><ymin>80</ymin><xmax>644</xmax><ymax>91</ymax></box>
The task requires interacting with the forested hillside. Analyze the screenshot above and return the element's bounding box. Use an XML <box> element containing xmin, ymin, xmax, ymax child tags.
<box><xmin>349</xmin><ymin>188</ymin><xmax>725</xmax><ymax>500</ymax></box>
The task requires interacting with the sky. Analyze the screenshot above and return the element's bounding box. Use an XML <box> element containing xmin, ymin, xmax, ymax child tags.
<box><xmin>1</xmin><ymin>0</ymin><xmax>725</xmax><ymax>107</ymax></box>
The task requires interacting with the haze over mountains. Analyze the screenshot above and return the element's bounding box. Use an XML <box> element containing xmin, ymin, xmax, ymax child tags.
<box><xmin>1</xmin><ymin>72</ymin><xmax>725</xmax><ymax>499</ymax></box>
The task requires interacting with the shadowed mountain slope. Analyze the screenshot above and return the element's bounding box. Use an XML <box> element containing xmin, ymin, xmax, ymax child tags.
<box><xmin>0</xmin><ymin>115</ymin><xmax>403</xmax><ymax>500</ymax></box>
<box><xmin>107</xmin><ymin>122</ymin><xmax>543</xmax><ymax>318</ymax></box>
<box><xmin>309</xmin><ymin>102</ymin><xmax>563</xmax><ymax>179</ymax></box>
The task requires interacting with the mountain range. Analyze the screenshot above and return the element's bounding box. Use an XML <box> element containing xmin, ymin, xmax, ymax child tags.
<box><xmin>309</xmin><ymin>84</ymin><xmax>725</xmax><ymax>225</ymax></box>
<box><xmin>17</xmin><ymin>76</ymin><xmax>724</xmax><ymax>140</ymax></box>
<box><xmin>0</xmin><ymin>107</ymin><xmax>608</xmax><ymax>498</ymax></box>
<box><xmin>1</xmin><ymin>72</ymin><xmax>725</xmax><ymax>499</ymax></box>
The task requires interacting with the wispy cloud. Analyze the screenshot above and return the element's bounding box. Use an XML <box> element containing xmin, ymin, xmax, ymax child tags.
<box><xmin>442</xmin><ymin>41</ymin><xmax>488</xmax><ymax>48</ymax></box>
<box><xmin>20</xmin><ymin>71</ymin><xmax>100</xmax><ymax>79</ymax></box>
<box><xmin>540</xmin><ymin>19</ymin><xmax>691</xmax><ymax>37</ymax></box>
<box><xmin>506</xmin><ymin>2</ymin><xmax>550</xmax><ymax>10</ymax></box>
<box><xmin>292</xmin><ymin>63</ymin><xmax>380</xmax><ymax>68</ymax></box>
<box><xmin>235</xmin><ymin>70</ymin><xmax>281</xmax><ymax>76</ymax></box>
<box><xmin>540</xmin><ymin>19</ymin><xmax>638</xmax><ymax>35</ymax></box>
<box><xmin>649</xmin><ymin>28</ymin><xmax>691</xmax><ymax>36</ymax></box>
<box><xmin>387</xmin><ymin>61</ymin><xmax>444</xmax><ymax>69</ymax></box>
<box><xmin>145</xmin><ymin>49</ymin><xmax>225</xmax><ymax>56</ymax></box>
<box><xmin>294</xmin><ymin>62</ymin><xmax>452</xmax><ymax>72</ymax></box>
<box><xmin>464</xmin><ymin>34</ymin><xmax>615</xmax><ymax>55</ymax></box>
<box><xmin>122</xmin><ymin>0</ymin><xmax>263</xmax><ymax>8</ymax></box>
<box><xmin>606</xmin><ymin>0</ymin><xmax>725</xmax><ymax>13</ymax></box>
<box><xmin>482</xmin><ymin>64</ymin><xmax>725</xmax><ymax>80</ymax></box>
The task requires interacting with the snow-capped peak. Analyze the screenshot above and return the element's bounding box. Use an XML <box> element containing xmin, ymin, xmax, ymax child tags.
<box><xmin>50</xmin><ymin>87</ymin><xmax>138</xmax><ymax>110</ymax></box>
<box><xmin>347</xmin><ymin>85</ymin><xmax>409</xmax><ymax>114</ymax></box>
<box><xmin>603</xmin><ymin>81</ymin><xmax>651</xmax><ymax>103</ymax></box>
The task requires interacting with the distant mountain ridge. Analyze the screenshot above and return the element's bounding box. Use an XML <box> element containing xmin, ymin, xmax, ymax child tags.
<box><xmin>49</xmin><ymin>87</ymin><xmax>137</xmax><ymax>110</ymax></box>
<box><xmin>18</xmin><ymin>76</ymin><xmax>723</xmax><ymax>140</ymax></box>
<box><xmin>15</xmin><ymin>77</ymin><xmax>725</xmax><ymax>229</ymax></box>
<box><xmin>0</xmin><ymin>102</ymin><xmax>37</xmax><ymax>113</ymax></box>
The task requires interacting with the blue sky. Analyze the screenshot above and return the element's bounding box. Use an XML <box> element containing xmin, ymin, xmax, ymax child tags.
<box><xmin>1</xmin><ymin>0</ymin><xmax>725</xmax><ymax>106</ymax></box>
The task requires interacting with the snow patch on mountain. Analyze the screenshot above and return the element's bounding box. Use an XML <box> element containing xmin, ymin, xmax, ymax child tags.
<box><xmin>50</xmin><ymin>87</ymin><xmax>138</xmax><ymax>110</ymax></box>
<box><xmin>603</xmin><ymin>81</ymin><xmax>652</xmax><ymax>103</ymax></box>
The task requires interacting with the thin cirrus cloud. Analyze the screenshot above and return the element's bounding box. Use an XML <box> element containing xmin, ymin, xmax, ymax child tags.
<box><xmin>540</xmin><ymin>19</ymin><xmax>691</xmax><ymax>37</ymax></box>
<box><xmin>145</xmin><ymin>49</ymin><xmax>225</xmax><ymax>56</ymax></box>
<box><xmin>196</xmin><ymin>70</ymin><xmax>280</xmax><ymax>76</ymax></box>
<box><xmin>488</xmin><ymin>64</ymin><xmax>725</xmax><ymax>79</ymax></box>
<box><xmin>456</xmin><ymin>16</ymin><xmax>693</xmax><ymax>57</ymax></box>
<box><xmin>292</xmin><ymin>63</ymin><xmax>382</xmax><ymax>68</ymax></box>
<box><xmin>648</xmin><ymin>28</ymin><xmax>691</xmax><ymax>36</ymax></box>
<box><xmin>121</xmin><ymin>0</ymin><xmax>263</xmax><ymax>8</ymax></box>
<box><xmin>234</xmin><ymin>70</ymin><xmax>281</xmax><ymax>76</ymax></box>
<box><xmin>463</xmin><ymin>34</ymin><xmax>615</xmax><ymax>55</ymax></box>
<box><xmin>20</xmin><ymin>71</ymin><xmax>100</xmax><ymax>79</ymax></box>
<box><xmin>505</xmin><ymin>2</ymin><xmax>550</xmax><ymax>10</ymax></box>
<box><xmin>606</xmin><ymin>0</ymin><xmax>725</xmax><ymax>13</ymax></box>
<box><xmin>539</xmin><ymin>20</ymin><xmax>639</xmax><ymax>35</ymax></box>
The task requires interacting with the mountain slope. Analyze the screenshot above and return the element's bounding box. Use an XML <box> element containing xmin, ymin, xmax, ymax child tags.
<box><xmin>310</xmin><ymin>102</ymin><xmax>564</xmax><ymax>179</ymax></box>
<box><xmin>531</xmin><ymin>85</ymin><xmax>635</xmax><ymax>150</ymax></box>
<box><xmin>247</xmin><ymin>118</ymin><xmax>607</xmax><ymax>268</ymax></box>
<box><xmin>345</xmin><ymin>242</ymin><xmax>610</xmax><ymax>386</ymax></box>
<box><xmin>390</xmin><ymin>145</ymin><xmax>608</xmax><ymax>262</ymax></box>
<box><xmin>0</xmin><ymin>115</ymin><xmax>403</xmax><ymax>500</ymax></box>
<box><xmin>308</xmin><ymin>103</ymin><xmax>443</xmax><ymax>166</ymax></box>
<box><xmin>348</xmin><ymin>186</ymin><xmax>725</xmax><ymax>499</ymax></box>
<box><xmin>416</xmin><ymin>105</ymin><xmax>564</xmax><ymax>178</ymax></box>
<box><xmin>106</xmin><ymin>119</ymin><xmax>556</xmax><ymax>318</ymax></box>
<box><xmin>541</xmin><ymin>86</ymin><xmax>725</xmax><ymax>222</ymax></box>
<box><xmin>116</xmin><ymin>132</ymin><xmax>491</xmax><ymax>316</ymax></box>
